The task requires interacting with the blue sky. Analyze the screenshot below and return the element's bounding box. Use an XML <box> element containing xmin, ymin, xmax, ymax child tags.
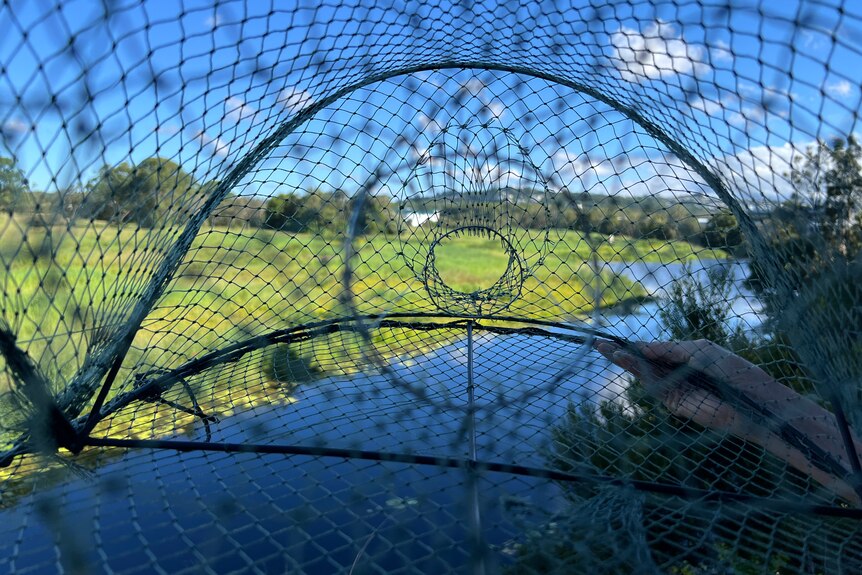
<box><xmin>0</xmin><ymin>0</ymin><xmax>860</xmax><ymax>205</ymax></box>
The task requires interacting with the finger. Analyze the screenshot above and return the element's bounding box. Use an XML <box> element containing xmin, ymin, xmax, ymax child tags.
<box><xmin>644</xmin><ymin>340</ymin><xmax>757</xmax><ymax>384</ymax></box>
<box><xmin>610</xmin><ymin>350</ymin><xmax>644</xmax><ymax>379</ymax></box>
<box><xmin>593</xmin><ymin>340</ymin><xmax>620</xmax><ymax>358</ymax></box>
<box><xmin>594</xmin><ymin>341</ymin><xmax>644</xmax><ymax>377</ymax></box>
<box><xmin>663</xmin><ymin>384</ymin><xmax>747</xmax><ymax>434</ymax></box>
<box><xmin>632</xmin><ymin>341</ymin><xmax>698</xmax><ymax>365</ymax></box>
<box><xmin>599</xmin><ymin>341</ymin><xmax>685</xmax><ymax>383</ymax></box>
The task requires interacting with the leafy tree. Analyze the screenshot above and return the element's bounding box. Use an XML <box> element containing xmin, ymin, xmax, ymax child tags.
<box><xmin>135</xmin><ymin>157</ymin><xmax>196</xmax><ymax>217</ymax></box>
<box><xmin>699</xmin><ymin>210</ymin><xmax>744</xmax><ymax>254</ymax></box>
<box><xmin>513</xmin><ymin>267</ymin><xmax>842</xmax><ymax>573</ymax></box>
<box><xmin>636</xmin><ymin>210</ymin><xmax>676</xmax><ymax>240</ymax></box>
<box><xmin>788</xmin><ymin>136</ymin><xmax>862</xmax><ymax>256</ymax></box>
<box><xmin>595</xmin><ymin>208</ymin><xmax>638</xmax><ymax>237</ymax></box>
<box><xmin>264</xmin><ymin>193</ymin><xmax>306</xmax><ymax>231</ymax></box>
<box><xmin>667</xmin><ymin>204</ymin><xmax>701</xmax><ymax>240</ymax></box>
<box><xmin>659</xmin><ymin>264</ymin><xmax>744</xmax><ymax>345</ymax></box>
<box><xmin>310</xmin><ymin>188</ymin><xmax>346</xmax><ymax>232</ymax></box>
<box><xmin>746</xmin><ymin>138</ymin><xmax>862</xmax><ymax>380</ymax></box>
<box><xmin>349</xmin><ymin>193</ymin><xmax>396</xmax><ymax>234</ymax></box>
<box><xmin>80</xmin><ymin>157</ymin><xmax>196</xmax><ymax>227</ymax></box>
<box><xmin>208</xmin><ymin>193</ymin><xmax>266</xmax><ymax>228</ymax></box>
<box><xmin>749</xmin><ymin>144</ymin><xmax>840</xmax><ymax>282</ymax></box>
<box><xmin>0</xmin><ymin>156</ymin><xmax>28</xmax><ymax>210</ymax></box>
<box><xmin>265</xmin><ymin>189</ymin><xmax>395</xmax><ymax>235</ymax></box>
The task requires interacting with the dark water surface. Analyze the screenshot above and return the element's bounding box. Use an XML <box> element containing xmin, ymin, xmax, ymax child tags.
<box><xmin>1</xmin><ymin>333</ymin><xmax>624</xmax><ymax>573</ymax></box>
<box><xmin>0</xmin><ymin>260</ymin><xmax>759</xmax><ymax>573</ymax></box>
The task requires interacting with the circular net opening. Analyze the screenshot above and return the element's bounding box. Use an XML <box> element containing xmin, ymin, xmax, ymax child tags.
<box><xmin>425</xmin><ymin>226</ymin><xmax>523</xmax><ymax>315</ymax></box>
<box><xmin>428</xmin><ymin>228</ymin><xmax>514</xmax><ymax>292</ymax></box>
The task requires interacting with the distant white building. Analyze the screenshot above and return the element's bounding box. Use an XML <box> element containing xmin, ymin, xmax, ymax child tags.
<box><xmin>403</xmin><ymin>211</ymin><xmax>440</xmax><ymax>226</ymax></box>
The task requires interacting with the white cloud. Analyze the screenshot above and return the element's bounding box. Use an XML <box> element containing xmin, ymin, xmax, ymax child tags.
<box><xmin>826</xmin><ymin>80</ymin><xmax>853</xmax><ymax>98</ymax></box>
<box><xmin>551</xmin><ymin>149</ymin><xmax>615</xmax><ymax>180</ymax></box>
<box><xmin>205</xmin><ymin>13</ymin><xmax>223</xmax><ymax>29</ymax></box>
<box><xmin>546</xmin><ymin>136</ymin><xmax>831</xmax><ymax>207</ymax></box>
<box><xmin>409</xmin><ymin>116</ymin><xmax>443</xmax><ymax>169</ymax></box>
<box><xmin>611</xmin><ymin>20</ymin><xmax>710</xmax><ymax>83</ymax></box>
<box><xmin>689</xmin><ymin>93</ymin><xmax>773</xmax><ymax>126</ymax></box>
<box><xmin>1</xmin><ymin>118</ymin><xmax>28</xmax><ymax>137</ymax></box>
<box><xmin>416</xmin><ymin>112</ymin><xmax>442</xmax><ymax>135</ymax></box>
<box><xmin>480</xmin><ymin>162</ymin><xmax>524</xmax><ymax>187</ymax></box>
<box><xmin>225</xmin><ymin>96</ymin><xmax>258</xmax><ymax>124</ymax></box>
<box><xmin>689</xmin><ymin>96</ymin><xmax>724</xmax><ymax>116</ymax></box>
<box><xmin>799</xmin><ymin>29</ymin><xmax>826</xmax><ymax>52</ymax></box>
<box><xmin>560</xmin><ymin>140</ymin><xmax>822</xmax><ymax>205</ymax></box>
<box><xmin>193</xmin><ymin>130</ymin><xmax>230</xmax><ymax>158</ymax></box>
<box><xmin>411</xmin><ymin>144</ymin><xmax>432</xmax><ymax>167</ymax></box>
<box><xmin>487</xmin><ymin>101</ymin><xmax>506</xmax><ymax>120</ymax></box>
<box><xmin>725</xmin><ymin>104</ymin><xmax>766</xmax><ymax>128</ymax></box>
<box><xmin>710</xmin><ymin>39</ymin><xmax>733</xmax><ymax>63</ymax></box>
<box><xmin>463</xmin><ymin>78</ymin><xmax>485</xmax><ymax>96</ymax></box>
<box><xmin>157</xmin><ymin>124</ymin><xmax>180</xmax><ymax>136</ymax></box>
<box><xmin>278</xmin><ymin>87</ymin><xmax>314</xmax><ymax>114</ymax></box>
<box><xmin>741</xmin><ymin>104</ymin><xmax>766</xmax><ymax>123</ymax></box>
<box><xmin>717</xmin><ymin>141</ymin><xmax>812</xmax><ymax>203</ymax></box>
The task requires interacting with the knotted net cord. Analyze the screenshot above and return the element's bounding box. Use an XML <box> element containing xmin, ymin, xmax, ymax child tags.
<box><xmin>0</xmin><ymin>1</ymin><xmax>861</xmax><ymax>572</ymax></box>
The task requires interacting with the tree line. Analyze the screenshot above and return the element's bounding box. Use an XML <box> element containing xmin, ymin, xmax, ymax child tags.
<box><xmin>4</xmin><ymin>140</ymin><xmax>857</xmax><ymax>260</ymax></box>
<box><xmin>262</xmin><ymin>187</ymin><xmax>740</xmax><ymax>246</ymax></box>
<box><xmin>0</xmin><ymin>153</ymin><xmax>732</xmax><ymax>243</ymax></box>
<box><xmin>0</xmin><ymin>156</ymin><xmax>398</xmax><ymax>234</ymax></box>
<box><xmin>0</xmin><ymin>157</ymin><xmax>207</xmax><ymax>228</ymax></box>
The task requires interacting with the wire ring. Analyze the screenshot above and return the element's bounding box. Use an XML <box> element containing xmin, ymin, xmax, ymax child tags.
<box><xmin>422</xmin><ymin>225</ymin><xmax>524</xmax><ymax>316</ymax></box>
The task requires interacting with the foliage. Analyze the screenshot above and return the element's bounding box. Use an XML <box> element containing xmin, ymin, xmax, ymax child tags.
<box><xmin>264</xmin><ymin>192</ymin><xmax>306</xmax><ymax>231</ymax></box>
<box><xmin>262</xmin><ymin>344</ymin><xmax>322</xmax><ymax>388</ymax></box>
<box><xmin>207</xmin><ymin>193</ymin><xmax>267</xmax><ymax>228</ymax></box>
<box><xmin>384</xmin><ymin>187</ymin><xmax>715</xmax><ymax>240</ymax></box>
<box><xmin>505</xmin><ymin>487</ymin><xmax>660</xmax><ymax>574</ymax></box>
<box><xmin>76</xmin><ymin>157</ymin><xmax>197</xmax><ymax>227</ymax></box>
<box><xmin>659</xmin><ymin>263</ymin><xmax>746</xmax><ymax>345</ymax></box>
<box><xmin>541</xmin><ymin>192</ymin><xmax>707</xmax><ymax>242</ymax></box>
<box><xmin>264</xmin><ymin>189</ymin><xmax>396</xmax><ymax>234</ymax></box>
<box><xmin>745</xmin><ymin>137</ymin><xmax>862</xmax><ymax>395</ymax></box>
<box><xmin>787</xmin><ymin>135</ymin><xmax>862</xmax><ymax>256</ymax></box>
<box><xmin>661</xmin><ymin>262</ymin><xmax>814</xmax><ymax>394</ymax></box>
<box><xmin>520</xmin><ymin>263</ymin><xmax>842</xmax><ymax>572</ymax></box>
<box><xmin>750</xmin><ymin>136</ymin><xmax>862</xmax><ymax>294</ymax></box>
<box><xmin>0</xmin><ymin>157</ymin><xmax>28</xmax><ymax>210</ymax></box>
<box><xmin>535</xmin><ymin>379</ymin><xmax>828</xmax><ymax>573</ymax></box>
<box><xmin>699</xmin><ymin>210</ymin><xmax>745</xmax><ymax>255</ymax></box>
<box><xmin>4</xmin><ymin>164</ymin><xmax>726</xmax><ymax>244</ymax></box>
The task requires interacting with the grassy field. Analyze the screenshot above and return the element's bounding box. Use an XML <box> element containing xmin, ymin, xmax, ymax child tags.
<box><xmin>0</xmin><ymin>216</ymin><xmax>726</xmax><ymax>464</ymax></box>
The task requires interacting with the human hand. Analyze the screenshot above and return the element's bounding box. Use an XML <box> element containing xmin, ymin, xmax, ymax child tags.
<box><xmin>593</xmin><ymin>338</ymin><xmax>862</xmax><ymax>505</ymax></box>
<box><xmin>593</xmin><ymin>339</ymin><xmax>768</xmax><ymax>436</ymax></box>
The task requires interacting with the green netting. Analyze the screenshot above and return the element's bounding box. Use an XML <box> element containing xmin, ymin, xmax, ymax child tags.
<box><xmin>1</xmin><ymin>1</ymin><xmax>861</xmax><ymax>572</ymax></box>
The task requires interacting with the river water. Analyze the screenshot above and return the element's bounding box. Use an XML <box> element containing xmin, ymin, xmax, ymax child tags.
<box><xmin>0</xmin><ymin>259</ymin><xmax>762</xmax><ymax>573</ymax></box>
<box><xmin>602</xmin><ymin>258</ymin><xmax>762</xmax><ymax>338</ymax></box>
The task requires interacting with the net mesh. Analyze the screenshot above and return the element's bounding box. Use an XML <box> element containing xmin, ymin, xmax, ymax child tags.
<box><xmin>1</xmin><ymin>1</ymin><xmax>862</xmax><ymax>572</ymax></box>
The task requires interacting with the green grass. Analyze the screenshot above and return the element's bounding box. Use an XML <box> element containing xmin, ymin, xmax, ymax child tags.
<box><xmin>0</xmin><ymin>216</ymin><xmax>726</xmax><ymax>464</ymax></box>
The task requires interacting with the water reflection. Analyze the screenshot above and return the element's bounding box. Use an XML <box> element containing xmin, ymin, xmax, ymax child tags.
<box><xmin>0</xmin><ymin>333</ymin><xmax>631</xmax><ymax>573</ymax></box>
<box><xmin>603</xmin><ymin>258</ymin><xmax>763</xmax><ymax>337</ymax></box>
<box><xmin>0</xmin><ymin>259</ymin><xmax>761</xmax><ymax>573</ymax></box>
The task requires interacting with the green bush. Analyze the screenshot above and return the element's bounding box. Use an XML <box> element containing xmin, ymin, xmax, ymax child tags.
<box><xmin>261</xmin><ymin>344</ymin><xmax>322</xmax><ymax>388</ymax></box>
<box><xmin>509</xmin><ymin>265</ymin><xmax>844</xmax><ymax>573</ymax></box>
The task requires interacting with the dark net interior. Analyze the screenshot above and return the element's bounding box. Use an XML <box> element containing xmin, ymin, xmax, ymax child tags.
<box><xmin>1</xmin><ymin>1</ymin><xmax>862</xmax><ymax>573</ymax></box>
